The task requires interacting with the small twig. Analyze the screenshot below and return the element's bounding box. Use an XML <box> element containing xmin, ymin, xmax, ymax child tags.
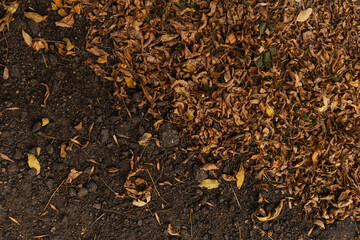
<box><xmin>2</xmin><ymin>31</ymin><xmax>8</xmax><ymax>61</ymax></box>
<box><xmin>190</xmin><ymin>208</ymin><xmax>193</xmax><ymax>239</ymax></box>
<box><xmin>100</xmin><ymin>177</ymin><xmax>121</xmax><ymax>197</ymax></box>
<box><xmin>42</xmin><ymin>178</ymin><xmax>66</xmax><ymax>213</ymax></box>
<box><xmin>41</xmin><ymin>53</ymin><xmax>48</xmax><ymax>68</ymax></box>
<box><xmin>146</xmin><ymin>169</ymin><xmax>168</xmax><ymax>205</ymax></box>
<box><xmin>83</xmin><ymin>213</ymin><xmax>105</xmax><ymax>232</ymax></box>
<box><xmin>232</xmin><ymin>186</ymin><xmax>241</xmax><ymax>209</ymax></box>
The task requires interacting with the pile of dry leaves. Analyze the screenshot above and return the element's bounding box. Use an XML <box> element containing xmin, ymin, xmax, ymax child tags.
<box><xmin>4</xmin><ymin>0</ymin><xmax>360</xmax><ymax>227</ymax></box>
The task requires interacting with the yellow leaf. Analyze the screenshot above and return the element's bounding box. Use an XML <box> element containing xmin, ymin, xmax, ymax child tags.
<box><xmin>180</xmin><ymin>8</ymin><xmax>195</xmax><ymax>15</ymax></box>
<box><xmin>26</xmin><ymin>153</ymin><xmax>40</xmax><ymax>175</ymax></box>
<box><xmin>51</xmin><ymin>3</ymin><xmax>58</xmax><ymax>10</ymax></box>
<box><xmin>125</xmin><ymin>77</ymin><xmax>136</xmax><ymax>88</ymax></box>
<box><xmin>71</xmin><ymin>3</ymin><xmax>83</xmax><ymax>15</ymax></box>
<box><xmin>186</xmin><ymin>109</ymin><xmax>195</xmax><ymax>120</ymax></box>
<box><xmin>184</xmin><ymin>64</ymin><xmax>196</xmax><ymax>72</ymax></box>
<box><xmin>236</xmin><ymin>165</ymin><xmax>245</xmax><ymax>189</ymax></box>
<box><xmin>36</xmin><ymin>147</ymin><xmax>41</xmax><ymax>156</ymax></box>
<box><xmin>138</xmin><ymin>133</ymin><xmax>152</xmax><ymax>146</ymax></box>
<box><xmin>58</xmin><ymin>8</ymin><xmax>68</xmax><ymax>17</ymax></box>
<box><xmin>63</xmin><ymin>38</ymin><xmax>75</xmax><ymax>51</ymax></box>
<box><xmin>198</xmin><ymin>179</ymin><xmax>220</xmax><ymax>189</ymax></box>
<box><xmin>97</xmin><ymin>55</ymin><xmax>107</xmax><ymax>64</ymax></box>
<box><xmin>265</xmin><ymin>104</ymin><xmax>274</xmax><ymax>118</ymax></box>
<box><xmin>42</xmin><ymin>118</ymin><xmax>49</xmax><ymax>126</ymax></box>
<box><xmin>22</xmin><ymin>30</ymin><xmax>33</xmax><ymax>46</ymax></box>
<box><xmin>257</xmin><ymin>211</ymin><xmax>271</xmax><ymax>222</ymax></box>
<box><xmin>314</xmin><ymin>220</ymin><xmax>325</xmax><ymax>230</ymax></box>
<box><xmin>24</xmin><ymin>12</ymin><xmax>48</xmax><ymax>23</ymax></box>
<box><xmin>318</xmin><ymin>95</ymin><xmax>329</xmax><ymax>113</ymax></box>
<box><xmin>6</xmin><ymin>3</ymin><xmax>19</xmax><ymax>14</ymax></box>
<box><xmin>296</xmin><ymin>8</ymin><xmax>313</xmax><ymax>22</ymax></box>
<box><xmin>53</xmin><ymin>0</ymin><xmax>64</xmax><ymax>8</ymax></box>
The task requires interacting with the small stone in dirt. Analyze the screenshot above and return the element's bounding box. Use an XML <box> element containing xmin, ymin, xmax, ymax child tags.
<box><xmin>29</xmin><ymin>79</ymin><xmax>39</xmax><ymax>87</ymax></box>
<box><xmin>26</xmin><ymin>169</ymin><xmax>37</xmax><ymax>178</ymax></box>
<box><xmin>32</xmin><ymin>121</ymin><xmax>42</xmax><ymax>132</ymax></box>
<box><xmin>93</xmin><ymin>203</ymin><xmax>101</xmax><ymax>210</ymax></box>
<box><xmin>45</xmin><ymin>145</ymin><xmax>54</xmax><ymax>155</ymax></box>
<box><xmin>45</xmin><ymin>179</ymin><xmax>54</xmax><ymax>190</ymax></box>
<box><xmin>7</xmin><ymin>163</ymin><xmax>18</xmax><ymax>175</ymax></box>
<box><xmin>69</xmin><ymin>188</ymin><xmax>77</xmax><ymax>197</ymax></box>
<box><xmin>195</xmin><ymin>169</ymin><xmax>208</xmax><ymax>182</ymax></box>
<box><xmin>28</xmin><ymin>21</ymin><xmax>40</xmax><ymax>36</ymax></box>
<box><xmin>86</xmin><ymin>181</ymin><xmax>98</xmax><ymax>192</ymax></box>
<box><xmin>77</xmin><ymin>188</ymin><xmax>88</xmax><ymax>197</ymax></box>
<box><xmin>159</xmin><ymin>123</ymin><xmax>179</xmax><ymax>148</ymax></box>
<box><xmin>13</xmin><ymin>149</ymin><xmax>22</xmax><ymax>160</ymax></box>
<box><xmin>100</xmin><ymin>129</ymin><xmax>109</xmax><ymax>143</ymax></box>
<box><xmin>48</xmin><ymin>54</ymin><xmax>59</xmax><ymax>65</ymax></box>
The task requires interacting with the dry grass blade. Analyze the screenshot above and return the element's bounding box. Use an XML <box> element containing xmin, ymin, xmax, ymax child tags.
<box><xmin>0</xmin><ymin>152</ymin><xmax>14</xmax><ymax>162</ymax></box>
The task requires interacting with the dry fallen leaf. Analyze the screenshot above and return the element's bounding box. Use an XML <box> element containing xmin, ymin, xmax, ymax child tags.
<box><xmin>42</xmin><ymin>118</ymin><xmax>49</xmax><ymax>126</ymax></box>
<box><xmin>66</xmin><ymin>169</ymin><xmax>82</xmax><ymax>183</ymax></box>
<box><xmin>168</xmin><ymin>224</ymin><xmax>181</xmax><ymax>236</ymax></box>
<box><xmin>3</xmin><ymin>66</ymin><xmax>9</xmax><ymax>80</ymax></box>
<box><xmin>257</xmin><ymin>199</ymin><xmax>285</xmax><ymax>222</ymax></box>
<box><xmin>26</xmin><ymin>153</ymin><xmax>40</xmax><ymax>175</ymax></box>
<box><xmin>138</xmin><ymin>133</ymin><xmax>152</xmax><ymax>146</ymax></box>
<box><xmin>314</xmin><ymin>220</ymin><xmax>325</xmax><ymax>230</ymax></box>
<box><xmin>60</xmin><ymin>143</ymin><xmax>67</xmax><ymax>158</ymax></box>
<box><xmin>236</xmin><ymin>165</ymin><xmax>245</xmax><ymax>189</ymax></box>
<box><xmin>198</xmin><ymin>179</ymin><xmax>220</xmax><ymax>189</ymax></box>
<box><xmin>125</xmin><ymin>76</ymin><xmax>136</xmax><ymax>88</ymax></box>
<box><xmin>55</xmin><ymin>13</ymin><xmax>74</xmax><ymax>28</ymax></box>
<box><xmin>132</xmin><ymin>191</ymin><xmax>151</xmax><ymax>207</ymax></box>
<box><xmin>9</xmin><ymin>216</ymin><xmax>21</xmax><ymax>226</ymax></box>
<box><xmin>0</xmin><ymin>153</ymin><xmax>14</xmax><ymax>162</ymax></box>
<box><xmin>265</xmin><ymin>104</ymin><xmax>274</xmax><ymax>118</ymax></box>
<box><xmin>200</xmin><ymin>163</ymin><xmax>219</xmax><ymax>171</ymax></box>
<box><xmin>22</xmin><ymin>30</ymin><xmax>33</xmax><ymax>46</ymax></box>
<box><xmin>24</xmin><ymin>12</ymin><xmax>48</xmax><ymax>23</ymax></box>
<box><xmin>296</xmin><ymin>8</ymin><xmax>313</xmax><ymax>22</ymax></box>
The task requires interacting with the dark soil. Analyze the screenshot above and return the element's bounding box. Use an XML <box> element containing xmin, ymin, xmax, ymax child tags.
<box><xmin>0</xmin><ymin>1</ymin><xmax>359</xmax><ymax>239</ymax></box>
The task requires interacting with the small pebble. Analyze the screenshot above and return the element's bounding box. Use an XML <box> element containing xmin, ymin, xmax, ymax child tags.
<box><xmin>100</xmin><ymin>129</ymin><xmax>109</xmax><ymax>143</ymax></box>
<box><xmin>77</xmin><ymin>188</ymin><xmax>88</xmax><ymax>197</ymax></box>
<box><xmin>93</xmin><ymin>203</ymin><xmax>101</xmax><ymax>210</ymax></box>
<box><xmin>86</xmin><ymin>181</ymin><xmax>98</xmax><ymax>192</ymax></box>
<box><xmin>69</xmin><ymin>188</ymin><xmax>77</xmax><ymax>197</ymax></box>
<box><xmin>32</xmin><ymin>122</ymin><xmax>42</xmax><ymax>132</ymax></box>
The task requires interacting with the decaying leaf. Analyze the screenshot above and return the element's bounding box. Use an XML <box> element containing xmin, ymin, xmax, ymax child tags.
<box><xmin>26</xmin><ymin>153</ymin><xmax>40</xmax><ymax>175</ymax></box>
<box><xmin>236</xmin><ymin>165</ymin><xmax>245</xmax><ymax>189</ymax></box>
<box><xmin>168</xmin><ymin>224</ymin><xmax>181</xmax><ymax>236</ymax></box>
<box><xmin>0</xmin><ymin>153</ymin><xmax>14</xmax><ymax>162</ymax></box>
<box><xmin>125</xmin><ymin>77</ymin><xmax>136</xmax><ymax>88</ymax></box>
<box><xmin>3</xmin><ymin>66</ymin><xmax>9</xmax><ymax>80</ymax></box>
<box><xmin>198</xmin><ymin>179</ymin><xmax>220</xmax><ymax>189</ymax></box>
<box><xmin>138</xmin><ymin>133</ymin><xmax>152</xmax><ymax>146</ymax></box>
<box><xmin>314</xmin><ymin>220</ymin><xmax>325</xmax><ymax>230</ymax></box>
<box><xmin>22</xmin><ymin>30</ymin><xmax>33</xmax><ymax>46</ymax></box>
<box><xmin>55</xmin><ymin>13</ymin><xmax>74</xmax><ymax>28</ymax></box>
<box><xmin>24</xmin><ymin>12</ymin><xmax>48</xmax><ymax>23</ymax></box>
<box><xmin>132</xmin><ymin>191</ymin><xmax>151</xmax><ymax>207</ymax></box>
<box><xmin>66</xmin><ymin>169</ymin><xmax>82</xmax><ymax>183</ymax></box>
<box><xmin>265</xmin><ymin>104</ymin><xmax>274</xmax><ymax>118</ymax></box>
<box><xmin>200</xmin><ymin>163</ymin><xmax>219</xmax><ymax>171</ymax></box>
<box><xmin>60</xmin><ymin>143</ymin><xmax>67</xmax><ymax>158</ymax></box>
<box><xmin>257</xmin><ymin>199</ymin><xmax>285</xmax><ymax>222</ymax></box>
<box><xmin>296</xmin><ymin>8</ymin><xmax>313</xmax><ymax>22</ymax></box>
<box><xmin>161</xmin><ymin>34</ymin><xmax>178</xmax><ymax>43</ymax></box>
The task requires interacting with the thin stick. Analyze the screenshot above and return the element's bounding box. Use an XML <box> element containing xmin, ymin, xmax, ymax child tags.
<box><xmin>190</xmin><ymin>208</ymin><xmax>193</xmax><ymax>238</ymax></box>
<box><xmin>43</xmin><ymin>178</ymin><xmax>66</xmax><ymax>212</ymax></box>
<box><xmin>232</xmin><ymin>186</ymin><xmax>241</xmax><ymax>208</ymax></box>
<box><xmin>146</xmin><ymin>169</ymin><xmax>168</xmax><ymax>205</ymax></box>
<box><xmin>101</xmin><ymin>177</ymin><xmax>119</xmax><ymax>197</ymax></box>
<box><xmin>2</xmin><ymin>31</ymin><xmax>8</xmax><ymax>61</ymax></box>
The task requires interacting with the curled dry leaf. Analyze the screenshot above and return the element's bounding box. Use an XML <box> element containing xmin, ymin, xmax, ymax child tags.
<box><xmin>257</xmin><ymin>199</ymin><xmax>285</xmax><ymax>222</ymax></box>
<box><xmin>198</xmin><ymin>179</ymin><xmax>220</xmax><ymax>189</ymax></box>
<box><xmin>138</xmin><ymin>133</ymin><xmax>152</xmax><ymax>146</ymax></box>
<box><xmin>314</xmin><ymin>220</ymin><xmax>325</xmax><ymax>230</ymax></box>
<box><xmin>24</xmin><ymin>12</ymin><xmax>48</xmax><ymax>23</ymax></box>
<box><xmin>296</xmin><ymin>8</ymin><xmax>313</xmax><ymax>22</ymax></box>
<box><xmin>168</xmin><ymin>224</ymin><xmax>181</xmax><ymax>236</ymax></box>
<box><xmin>66</xmin><ymin>169</ymin><xmax>82</xmax><ymax>183</ymax></box>
<box><xmin>132</xmin><ymin>191</ymin><xmax>151</xmax><ymax>207</ymax></box>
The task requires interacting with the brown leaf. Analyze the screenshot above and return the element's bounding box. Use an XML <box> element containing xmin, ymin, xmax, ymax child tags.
<box><xmin>9</xmin><ymin>216</ymin><xmax>21</xmax><ymax>225</ymax></box>
<box><xmin>3</xmin><ymin>66</ymin><xmax>9</xmax><ymax>79</ymax></box>
<box><xmin>55</xmin><ymin>13</ymin><xmax>74</xmax><ymax>28</ymax></box>
<box><xmin>200</xmin><ymin>163</ymin><xmax>219</xmax><ymax>171</ymax></box>
<box><xmin>24</xmin><ymin>12</ymin><xmax>48</xmax><ymax>23</ymax></box>
<box><xmin>0</xmin><ymin>153</ymin><xmax>14</xmax><ymax>162</ymax></box>
<box><xmin>168</xmin><ymin>224</ymin><xmax>181</xmax><ymax>236</ymax></box>
<box><xmin>66</xmin><ymin>169</ymin><xmax>82</xmax><ymax>183</ymax></box>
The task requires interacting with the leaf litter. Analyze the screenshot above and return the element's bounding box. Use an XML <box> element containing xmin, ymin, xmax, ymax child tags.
<box><xmin>15</xmin><ymin>0</ymin><xmax>360</xmax><ymax>228</ymax></box>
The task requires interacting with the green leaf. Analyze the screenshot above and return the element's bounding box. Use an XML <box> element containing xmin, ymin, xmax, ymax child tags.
<box><xmin>201</xmin><ymin>85</ymin><xmax>211</xmax><ymax>92</ymax></box>
<box><xmin>264</xmin><ymin>52</ymin><xmax>271</xmax><ymax>66</ymax></box>
<box><xmin>269</xmin><ymin>45</ymin><xmax>276</xmax><ymax>56</ymax></box>
<box><xmin>259</xmin><ymin>22</ymin><xmax>267</xmax><ymax>35</ymax></box>
<box><xmin>179</xmin><ymin>1</ymin><xmax>187</xmax><ymax>11</ymax></box>
<box><xmin>255</xmin><ymin>55</ymin><xmax>263</xmax><ymax>68</ymax></box>
<box><xmin>300</xmin><ymin>112</ymin><xmax>311</xmax><ymax>122</ymax></box>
